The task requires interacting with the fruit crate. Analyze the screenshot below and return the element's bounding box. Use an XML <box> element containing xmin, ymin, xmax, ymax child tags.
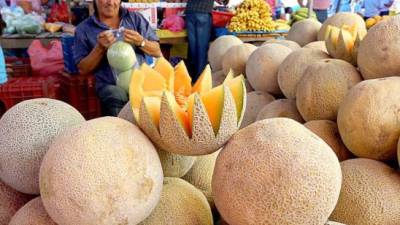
<box><xmin>0</xmin><ymin>76</ymin><xmax>61</xmax><ymax>118</ymax></box>
<box><xmin>58</xmin><ymin>72</ymin><xmax>101</xmax><ymax>120</ymax></box>
<box><xmin>5</xmin><ymin>57</ymin><xmax>32</xmax><ymax>77</ymax></box>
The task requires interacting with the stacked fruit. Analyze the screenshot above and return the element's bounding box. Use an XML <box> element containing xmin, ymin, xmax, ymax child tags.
<box><xmin>292</xmin><ymin>7</ymin><xmax>317</xmax><ymax>23</ymax></box>
<box><xmin>365</xmin><ymin>15</ymin><xmax>390</xmax><ymax>29</ymax></box>
<box><xmin>228</xmin><ymin>0</ymin><xmax>276</xmax><ymax>32</ymax></box>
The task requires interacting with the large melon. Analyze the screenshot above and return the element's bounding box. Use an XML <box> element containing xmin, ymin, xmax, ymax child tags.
<box><xmin>208</xmin><ymin>35</ymin><xmax>243</xmax><ymax>71</ymax></box>
<box><xmin>287</xmin><ymin>19</ymin><xmax>322</xmax><ymax>46</ymax></box>
<box><xmin>212</xmin><ymin>118</ymin><xmax>342</xmax><ymax>225</ymax></box>
<box><xmin>318</xmin><ymin>12</ymin><xmax>367</xmax><ymax>41</ymax></box>
<box><xmin>357</xmin><ymin>16</ymin><xmax>400</xmax><ymax>79</ymax></box>
<box><xmin>0</xmin><ymin>98</ymin><xmax>85</xmax><ymax>194</ymax></box>
<box><xmin>337</xmin><ymin>77</ymin><xmax>400</xmax><ymax>161</ymax></box>
<box><xmin>256</xmin><ymin>99</ymin><xmax>304</xmax><ymax>123</ymax></box>
<box><xmin>262</xmin><ymin>39</ymin><xmax>301</xmax><ymax>51</ymax></box>
<box><xmin>246</xmin><ymin>44</ymin><xmax>292</xmax><ymax>95</ymax></box>
<box><xmin>107</xmin><ymin>41</ymin><xmax>137</xmax><ymax>72</ymax></box>
<box><xmin>222</xmin><ymin>43</ymin><xmax>257</xmax><ymax>76</ymax></box>
<box><xmin>158</xmin><ymin>149</ymin><xmax>196</xmax><ymax>178</ymax></box>
<box><xmin>303</xmin><ymin>41</ymin><xmax>328</xmax><ymax>53</ymax></box>
<box><xmin>278</xmin><ymin>48</ymin><xmax>330</xmax><ymax>99</ymax></box>
<box><xmin>330</xmin><ymin>158</ymin><xmax>400</xmax><ymax>225</ymax></box>
<box><xmin>138</xmin><ymin>177</ymin><xmax>213</xmax><ymax>225</ymax></box>
<box><xmin>183</xmin><ymin>150</ymin><xmax>220</xmax><ymax>208</ymax></box>
<box><xmin>304</xmin><ymin>120</ymin><xmax>352</xmax><ymax>161</ymax></box>
<box><xmin>118</xmin><ymin>101</ymin><xmax>136</xmax><ymax>125</ymax></box>
<box><xmin>296</xmin><ymin>59</ymin><xmax>362</xmax><ymax>121</ymax></box>
<box><xmin>212</xmin><ymin>70</ymin><xmax>226</xmax><ymax>86</ymax></box>
<box><xmin>240</xmin><ymin>91</ymin><xmax>275</xmax><ymax>128</ymax></box>
<box><xmin>130</xmin><ymin>59</ymin><xmax>247</xmax><ymax>156</ymax></box>
<box><xmin>0</xmin><ymin>180</ymin><xmax>32</xmax><ymax>225</ymax></box>
<box><xmin>9</xmin><ymin>197</ymin><xmax>56</xmax><ymax>225</ymax></box>
<box><xmin>39</xmin><ymin>117</ymin><xmax>163</xmax><ymax>225</ymax></box>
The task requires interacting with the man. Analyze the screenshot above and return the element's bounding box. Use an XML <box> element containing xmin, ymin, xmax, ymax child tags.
<box><xmin>185</xmin><ymin>0</ymin><xmax>227</xmax><ymax>82</ymax></box>
<box><xmin>73</xmin><ymin>0</ymin><xmax>162</xmax><ymax>116</ymax></box>
<box><xmin>380</xmin><ymin>0</ymin><xmax>394</xmax><ymax>16</ymax></box>
<box><xmin>298</xmin><ymin>0</ymin><xmax>331</xmax><ymax>22</ymax></box>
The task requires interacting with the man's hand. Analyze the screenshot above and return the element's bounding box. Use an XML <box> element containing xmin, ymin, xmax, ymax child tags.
<box><xmin>97</xmin><ymin>30</ymin><xmax>116</xmax><ymax>50</ymax></box>
<box><xmin>124</xmin><ymin>29</ymin><xmax>144</xmax><ymax>46</ymax></box>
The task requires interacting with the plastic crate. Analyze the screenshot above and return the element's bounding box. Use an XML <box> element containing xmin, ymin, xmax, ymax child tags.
<box><xmin>212</xmin><ymin>10</ymin><xmax>234</xmax><ymax>27</ymax></box>
<box><xmin>59</xmin><ymin>72</ymin><xmax>101</xmax><ymax>119</ymax></box>
<box><xmin>61</xmin><ymin>35</ymin><xmax>79</xmax><ymax>74</ymax></box>
<box><xmin>0</xmin><ymin>76</ymin><xmax>61</xmax><ymax>117</ymax></box>
<box><xmin>5</xmin><ymin>57</ymin><xmax>32</xmax><ymax>77</ymax></box>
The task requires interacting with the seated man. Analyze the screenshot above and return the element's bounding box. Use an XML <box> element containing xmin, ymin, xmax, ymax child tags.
<box><xmin>74</xmin><ymin>0</ymin><xmax>162</xmax><ymax>116</ymax></box>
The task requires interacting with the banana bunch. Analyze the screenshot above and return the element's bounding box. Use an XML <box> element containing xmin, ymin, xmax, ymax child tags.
<box><xmin>228</xmin><ymin>0</ymin><xmax>276</xmax><ymax>32</ymax></box>
<box><xmin>291</xmin><ymin>7</ymin><xmax>317</xmax><ymax>24</ymax></box>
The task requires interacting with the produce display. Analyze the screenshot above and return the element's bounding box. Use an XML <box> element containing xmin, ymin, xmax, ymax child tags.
<box><xmin>2</xmin><ymin>8</ymin><xmax>400</xmax><ymax>225</ymax></box>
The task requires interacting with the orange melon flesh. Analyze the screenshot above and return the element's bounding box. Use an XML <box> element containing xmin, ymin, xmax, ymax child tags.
<box><xmin>200</xmin><ymin>86</ymin><xmax>225</xmax><ymax>135</ymax></box>
<box><xmin>225</xmin><ymin>75</ymin><xmax>245</xmax><ymax>122</ymax></box>
<box><xmin>164</xmin><ymin>92</ymin><xmax>191</xmax><ymax>135</ymax></box>
<box><xmin>223</xmin><ymin>70</ymin><xmax>234</xmax><ymax>84</ymax></box>
<box><xmin>154</xmin><ymin>57</ymin><xmax>175</xmax><ymax>92</ymax></box>
<box><xmin>174</xmin><ymin>61</ymin><xmax>192</xmax><ymax>98</ymax></box>
<box><xmin>140</xmin><ymin>63</ymin><xmax>167</xmax><ymax>91</ymax></box>
<box><xmin>143</xmin><ymin>97</ymin><xmax>161</xmax><ymax>128</ymax></box>
<box><xmin>192</xmin><ymin>65</ymin><xmax>212</xmax><ymax>94</ymax></box>
<box><xmin>130</xmin><ymin>69</ymin><xmax>147</xmax><ymax>110</ymax></box>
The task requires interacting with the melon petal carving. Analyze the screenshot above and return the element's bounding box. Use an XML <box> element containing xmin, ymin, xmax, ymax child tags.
<box><xmin>325</xmin><ymin>24</ymin><xmax>365</xmax><ymax>65</ymax></box>
<box><xmin>130</xmin><ymin>58</ymin><xmax>246</xmax><ymax>156</ymax></box>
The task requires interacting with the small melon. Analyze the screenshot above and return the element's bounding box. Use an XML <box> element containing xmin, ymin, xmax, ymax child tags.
<box><xmin>303</xmin><ymin>41</ymin><xmax>328</xmax><ymax>53</ymax></box>
<box><xmin>246</xmin><ymin>44</ymin><xmax>292</xmax><ymax>95</ymax></box>
<box><xmin>212</xmin><ymin>70</ymin><xmax>226</xmax><ymax>86</ymax></box>
<box><xmin>304</xmin><ymin>120</ymin><xmax>352</xmax><ymax>161</ymax></box>
<box><xmin>183</xmin><ymin>150</ymin><xmax>220</xmax><ymax>208</ymax></box>
<box><xmin>208</xmin><ymin>35</ymin><xmax>243</xmax><ymax>71</ymax></box>
<box><xmin>330</xmin><ymin>158</ymin><xmax>400</xmax><ymax>225</ymax></box>
<box><xmin>39</xmin><ymin>117</ymin><xmax>163</xmax><ymax>225</ymax></box>
<box><xmin>118</xmin><ymin>101</ymin><xmax>136</xmax><ymax>125</ymax></box>
<box><xmin>158</xmin><ymin>149</ymin><xmax>196</xmax><ymax>178</ymax></box>
<box><xmin>278</xmin><ymin>48</ymin><xmax>330</xmax><ymax>99</ymax></box>
<box><xmin>212</xmin><ymin>118</ymin><xmax>342</xmax><ymax>225</ymax></box>
<box><xmin>138</xmin><ymin>177</ymin><xmax>213</xmax><ymax>225</ymax></box>
<box><xmin>357</xmin><ymin>16</ymin><xmax>400</xmax><ymax>79</ymax></box>
<box><xmin>318</xmin><ymin>12</ymin><xmax>367</xmax><ymax>41</ymax></box>
<box><xmin>9</xmin><ymin>197</ymin><xmax>56</xmax><ymax>225</ymax></box>
<box><xmin>221</xmin><ymin>43</ymin><xmax>257</xmax><ymax>76</ymax></box>
<box><xmin>262</xmin><ymin>39</ymin><xmax>301</xmax><ymax>51</ymax></box>
<box><xmin>256</xmin><ymin>99</ymin><xmax>304</xmax><ymax>123</ymax></box>
<box><xmin>296</xmin><ymin>59</ymin><xmax>362</xmax><ymax>121</ymax></box>
<box><xmin>337</xmin><ymin>77</ymin><xmax>400</xmax><ymax>161</ymax></box>
<box><xmin>0</xmin><ymin>98</ymin><xmax>85</xmax><ymax>194</ymax></box>
<box><xmin>240</xmin><ymin>91</ymin><xmax>275</xmax><ymax>128</ymax></box>
<box><xmin>0</xmin><ymin>180</ymin><xmax>32</xmax><ymax>225</ymax></box>
<box><xmin>287</xmin><ymin>19</ymin><xmax>322</xmax><ymax>46</ymax></box>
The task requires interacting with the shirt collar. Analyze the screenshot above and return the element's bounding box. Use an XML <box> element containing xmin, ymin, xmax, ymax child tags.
<box><xmin>91</xmin><ymin>7</ymin><xmax>128</xmax><ymax>29</ymax></box>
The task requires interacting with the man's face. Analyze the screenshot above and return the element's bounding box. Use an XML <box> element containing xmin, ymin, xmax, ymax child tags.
<box><xmin>97</xmin><ymin>0</ymin><xmax>120</xmax><ymax>18</ymax></box>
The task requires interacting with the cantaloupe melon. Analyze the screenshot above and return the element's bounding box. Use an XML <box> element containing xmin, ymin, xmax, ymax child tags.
<box><xmin>246</xmin><ymin>44</ymin><xmax>292</xmax><ymax>95</ymax></box>
<box><xmin>303</xmin><ymin>41</ymin><xmax>328</xmax><ymax>53</ymax></box>
<box><xmin>212</xmin><ymin>118</ymin><xmax>342</xmax><ymax>225</ymax></box>
<box><xmin>130</xmin><ymin>59</ymin><xmax>246</xmax><ymax>156</ymax></box>
<box><xmin>287</xmin><ymin>19</ymin><xmax>322</xmax><ymax>46</ymax></box>
<box><xmin>9</xmin><ymin>197</ymin><xmax>56</xmax><ymax>225</ymax></box>
<box><xmin>318</xmin><ymin>12</ymin><xmax>367</xmax><ymax>41</ymax></box>
<box><xmin>304</xmin><ymin>120</ymin><xmax>352</xmax><ymax>161</ymax></box>
<box><xmin>337</xmin><ymin>77</ymin><xmax>400</xmax><ymax>161</ymax></box>
<box><xmin>278</xmin><ymin>48</ymin><xmax>330</xmax><ymax>99</ymax></box>
<box><xmin>357</xmin><ymin>16</ymin><xmax>400</xmax><ymax>79</ymax></box>
<box><xmin>256</xmin><ymin>99</ymin><xmax>304</xmax><ymax>123</ymax></box>
<box><xmin>158</xmin><ymin>149</ymin><xmax>196</xmax><ymax>178</ymax></box>
<box><xmin>240</xmin><ymin>91</ymin><xmax>275</xmax><ymax>128</ymax></box>
<box><xmin>330</xmin><ymin>158</ymin><xmax>400</xmax><ymax>225</ymax></box>
<box><xmin>208</xmin><ymin>35</ymin><xmax>243</xmax><ymax>71</ymax></box>
<box><xmin>221</xmin><ymin>43</ymin><xmax>257</xmax><ymax>76</ymax></box>
<box><xmin>118</xmin><ymin>101</ymin><xmax>136</xmax><ymax>125</ymax></box>
<box><xmin>398</xmin><ymin>139</ymin><xmax>400</xmax><ymax>166</ymax></box>
<box><xmin>296</xmin><ymin>59</ymin><xmax>362</xmax><ymax>121</ymax></box>
<box><xmin>212</xmin><ymin>70</ymin><xmax>226</xmax><ymax>86</ymax></box>
<box><xmin>0</xmin><ymin>98</ymin><xmax>85</xmax><ymax>195</ymax></box>
<box><xmin>0</xmin><ymin>180</ymin><xmax>32</xmax><ymax>225</ymax></box>
<box><xmin>39</xmin><ymin>117</ymin><xmax>163</xmax><ymax>225</ymax></box>
<box><xmin>262</xmin><ymin>39</ymin><xmax>301</xmax><ymax>51</ymax></box>
<box><xmin>220</xmin><ymin>219</ymin><xmax>346</xmax><ymax>225</ymax></box>
<box><xmin>183</xmin><ymin>150</ymin><xmax>220</xmax><ymax>209</ymax></box>
<box><xmin>138</xmin><ymin>177</ymin><xmax>213</xmax><ymax>225</ymax></box>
